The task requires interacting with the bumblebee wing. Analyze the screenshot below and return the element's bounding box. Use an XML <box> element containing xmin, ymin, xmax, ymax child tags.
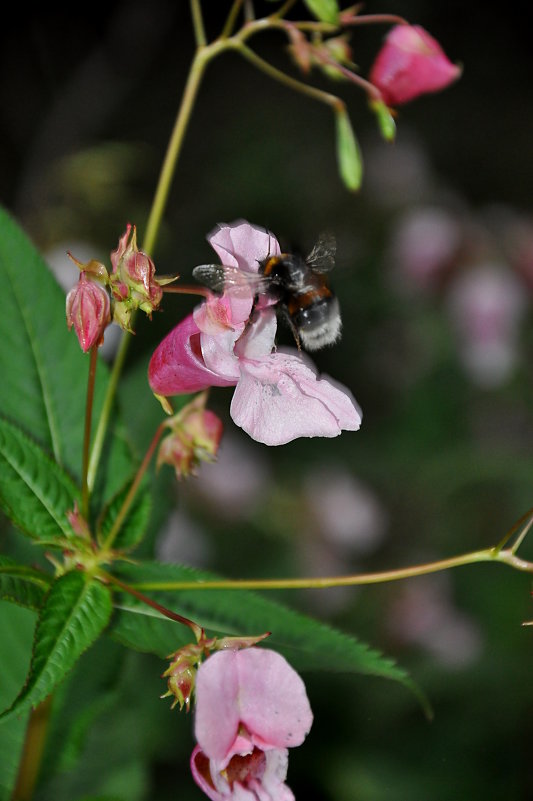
<box><xmin>193</xmin><ymin>263</ymin><xmax>272</xmax><ymax>296</ymax></box>
<box><xmin>192</xmin><ymin>264</ymin><xmax>227</xmax><ymax>294</ymax></box>
<box><xmin>306</xmin><ymin>232</ymin><xmax>336</xmax><ymax>273</ymax></box>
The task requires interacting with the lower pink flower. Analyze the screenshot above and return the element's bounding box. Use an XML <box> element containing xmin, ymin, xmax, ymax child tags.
<box><xmin>190</xmin><ymin>648</ymin><xmax>313</xmax><ymax>801</ymax></box>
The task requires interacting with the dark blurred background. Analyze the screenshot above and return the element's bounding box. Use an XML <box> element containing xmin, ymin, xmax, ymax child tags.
<box><xmin>2</xmin><ymin>2</ymin><xmax>533</xmax><ymax>800</ymax></box>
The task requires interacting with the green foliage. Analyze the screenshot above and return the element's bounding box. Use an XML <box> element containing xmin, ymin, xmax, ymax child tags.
<box><xmin>303</xmin><ymin>0</ymin><xmax>340</xmax><ymax>24</ymax></box>
<box><xmin>0</xmin><ymin>572</ymin><xmax>112</xmax><ymax>720</ymax></box>
<box><xmin>0</xmin><ymin>555</ymin><xmax>51</xmax><ymax>610</ymax></box>
<box><xmin>0</xmin><ymin>206</ymin><xmax>135</xmax><ymax>506</ymax></box>
<box><xmin>96</xmin><ymin>477</ymin><xmax>152</xmax><ymax>551</ymax></box>
<box><xmin>335</xmin><ymin>107</ymin><xmax>363</xmax><ymax>191</ymax></box>
<box><xmin>109</xmin><ymin>562</ymin><xmax>423</xmax><ymax>704</ymax></box>
<box><xmin>370</xmin><ymin>99</ymin><xmax>397</xmax><ymax>142</ymax></box>
<box><xmin>0</xmin><ymin>416</ymin><xmax>80</xmax><ymax>544</ymax></box>
<box><xmin>0</xmin><ymin>603</ymin><xmax>35</xmax><ymax>801</ymax></box>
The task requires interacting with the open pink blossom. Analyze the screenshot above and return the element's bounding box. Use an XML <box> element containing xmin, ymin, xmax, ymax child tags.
<box><xmin>149</xmin><ymin>220</ymin><xmax>362</xmax><ymax>445</ymax></box>
<box><xmin>190</xmin><ymin>647</ymin><xmax>312</xmax><ymax>801</ymax></box>
<box><xmin>369</xmin><ymin>25</ymin><xmax>461</xmax><ymax>106</ymax></box>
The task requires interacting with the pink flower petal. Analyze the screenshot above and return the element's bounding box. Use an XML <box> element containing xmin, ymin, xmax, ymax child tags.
<box><xmin>230</xmin><ymin>353</ymin><xmax>362</xmax><ymax>445</ymax></box>
<box><xmin>194</xmin><ymin>649</ymin><xmax>313</xmax><ymax>762</ymax></box>
<box><xmin>369</xmin><ymin>24</ymin><xmax>461</xmax><ymax>106</ymax></box>
<box><xmin>201</xmin><ymin>327</ymin><xmax>243</xmax><ymax>381</ymax></box>
<box><xmin>234</xmin><ymin>309</ymin><xmax>278</xmax><ymax>360</ymax></box>
<box><xmin>208</xmin><ymin>220</ymin><xmax>280</xmax><ymax>274</ymax></box>
<box><xmin>148</xmin><ymin>313</ymin><xmax>237</xmax><ymax>395</ymax></box>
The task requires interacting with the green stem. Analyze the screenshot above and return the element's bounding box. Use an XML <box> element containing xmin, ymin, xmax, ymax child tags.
<box><xmin>87</xmin><ymin>328</ymin><xmax>129</xmax><ymax>493</ymax></box>
<box><xmin>119</xmin><ymin>547</ymin><xmax>533</xmax><ymax>593</ymax></box>
<box><xmin>101</xmin><ymin>570</ymin><xmax>203</xmax><ymax>640</ymax></box>
<box><xmin>87</xmin><ymin>40</ymin><xmax>220</xmax><ymax>493</ymax></box>
<box><xmin>220</xmin><ymin>0</ymin><xmax>244</xmax><ymax>39</ymax></box>
<box><xmin>190</xmin><ymin>0</ymin><xmax>207</xmax><ymax>47</ymax></box>
<box><xmin>11</xmin><ymin>696</ymin><xmax>53</xmax><ymax>801</ymax></box>
<box><xmin>143</xmin><ymin>46</ymin><xmax>213</xmax><ymax>255</ymax></box>
<box><xmin>101</xmin><ymin>422</ymin><xmax>166</xmax><ymax>552</ymax></box>
<box><xmin>230</xmin><ymin>40</ymin><xmax>343</xmax><ymax>111</ymax></box>
<box><xmin>81</xmin><ymin>345</ymin><xmax>99</xmax><ymax>517</ymax></box>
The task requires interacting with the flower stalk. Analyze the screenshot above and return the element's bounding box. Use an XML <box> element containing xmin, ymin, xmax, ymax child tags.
<box><xmin>81</xmin><ymin>345</ymin><xmax>99</xmax><ymax>518</ymax></box>
<box><xmin>122</xmin><ymin>546</ymin><xmax>533</xmax><ymax>593</ymax></box>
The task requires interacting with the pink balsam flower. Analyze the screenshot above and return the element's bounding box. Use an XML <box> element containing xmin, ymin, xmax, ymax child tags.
<box><xmin>369</xmin><ymin>24</ymin><xmax>461</xmax><ymax>107</ymax></box>
<box><xmin>148</xmin><ymin>220</ymin><xmax>362</xmax><ymax>446</ymax></box>
<box><xmin>190</xmin><ymin>647</ymin><xmax>313</xmax><ymax>801</ymax></box>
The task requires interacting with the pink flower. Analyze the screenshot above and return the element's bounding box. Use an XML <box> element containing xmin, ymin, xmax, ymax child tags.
<box><xmin>369</xmin><ymin>25</ymin><xmax>461</xmax><ymax>106</ymax></box>
<box><xmin>190</xmin><ymin>647</ymin><xmax>313</xmax><ymax>801</ymax></box>
<box><xmin>66</xmin><ymin>272</ymin><xmax>111</xmax><ymax>352</ymax></box>
<box><xmin>149</xmin><ymin>221</ymin><xmax>362</xmax><ymax>446</ymax></box>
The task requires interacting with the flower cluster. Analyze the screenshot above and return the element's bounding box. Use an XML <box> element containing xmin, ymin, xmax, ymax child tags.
<box><xmin>149</xmin><ymin>220</ymin><xmax>362</xmax><ymax>446</ymax></box>
<box><xmin>190</xmin><ymin>647</ymin><xmax>313</xmax><ymax>801</ymax></box>
<box><xmin>66</xmin><ymin>224</ymin><xmax>172</xmax><ymax>351</ymax></box>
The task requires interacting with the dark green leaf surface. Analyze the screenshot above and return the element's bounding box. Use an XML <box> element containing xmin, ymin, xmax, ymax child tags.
<box><xmin>0</xmin><ymin>417</ymin><xmax>80</xmax><ymax>543</ymax></box>
<box><xmin>0</xmin><ymin>206</ymin><xmax>135</xmax><ymax>503</ymax></box>
<box><xmin>0</xmin><ymin>572</ymin><xmax>112</xmax><ymax>720</ymax></box>
<box><xmin>0</xmin><ymin>556</ymin><xmax>51</xmax><ymax>610</ymax></box>
<box><xmin>110</xmin><ymin>562</ymin><xmax>420</xmax><ymax>699</ymax></box>
<box><xmin>97</xmin><ymin>478</ymin><xmax>151</xmax><ymax>551</ymax></box>
<box><xmin>0</xmin><ymin>603</ymin><xmax>35</xmax><ymax>801</ymax></box>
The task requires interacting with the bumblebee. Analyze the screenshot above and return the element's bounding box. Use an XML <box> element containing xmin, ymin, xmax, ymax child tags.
<box><xmin>192</xmin><ymin>233</ymin><xmax>341</xmax><ymax>352</ymax></box>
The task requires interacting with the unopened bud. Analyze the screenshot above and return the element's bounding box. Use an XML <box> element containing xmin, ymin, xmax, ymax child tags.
<box><xmin>157</xmin><ymin>393</ymin><xmax>223</xmax><ymax>480</ymax></box>
<box><xmin>109</xmin><ymin>224</ymin><xmax>175</xmax><ymax>330</ymax></box>
<box><xmin>66</xmin><ymin>273</ymin><xmax>111</xmax><ymax>352</ymax></box>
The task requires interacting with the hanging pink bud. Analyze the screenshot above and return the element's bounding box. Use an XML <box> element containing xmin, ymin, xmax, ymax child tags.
<box><xmin>157</xmin><ymin>393</ymin><xmax>224</xmax><ymax>480</ymax></box>
<box><xmin>369</xmin><ymin>24</ymin><xmax>461</xmax><ymax>107</ymax></box>
<box><xmin>66</xmin><ymin>272</ymin><xmax>111</xmax><ymax>352</ymax></box>
<box><xmin>109</xmin><ymin>223</ymin><xmax>175</xmax><ymax>331</ymax></box>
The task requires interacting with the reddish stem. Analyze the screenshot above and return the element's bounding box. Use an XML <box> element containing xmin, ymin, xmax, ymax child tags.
<box><xmin>102</xmin><ymin>571</ymin><xmax>203</xmax><ymax>640</ymax></box>
<box><xmin>81</xmin><ymin>345</ymin><xmax>99</xmax><ymax>520</ymax></box>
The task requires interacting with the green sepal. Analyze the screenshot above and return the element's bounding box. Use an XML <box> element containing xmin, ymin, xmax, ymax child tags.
<box><xmin>335</xmin><ymin>107</ymin><xmax>363</xmax><ymax>191</ymax></box>
<box><xmin>303</xmin><ymin>0</ymin><xmax>340</xmax><ymax>24</ymax></box>
<box><xmin>370</xmin><ymin>99</ymin><xmax>396</xmax><ymax>142</ymax></box>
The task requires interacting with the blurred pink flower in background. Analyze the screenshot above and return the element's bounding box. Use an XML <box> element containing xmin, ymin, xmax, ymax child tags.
<box><xmin>184</xmin><ymin>433</ymin><xmax>271</xmax><ymax>521</ymax></box>
<box><xmin>149</xmin><ymin>220</ymin><xmax>362</xmax><ymax>445</ymax></box>
<box><xmin>191</xmin><ymin>647</ymin><xmax>312</xmax><ymax>801</ymax></box>
<box><xmin>303</xmin><ymin>468</ymin><xmax>387</xmax><ymax>556</ymax></box>
<box><xmin>446</xmin><ymin>262</ymin><xmax>527</xmax><ymax>388</ymax></box>
<box><xmin>387</xmin><ymin>206</ymin><xmax>463</xmax><ymax>294</ymax></box>
<box><xmin>386</xmin><ymin>575</ymin><xmax>483</xmax><ymax>668</ymax></box>
<box><xmin>369</xmin><ymin>24</ymin><xmax>461</xmax><ymax>107</ymax></box>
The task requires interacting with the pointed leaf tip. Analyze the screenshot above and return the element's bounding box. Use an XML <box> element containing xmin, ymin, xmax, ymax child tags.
<box><xmin>303</xmin><ymin>0</ymin><xmax>339</xmax><ymax>24</ymax></box>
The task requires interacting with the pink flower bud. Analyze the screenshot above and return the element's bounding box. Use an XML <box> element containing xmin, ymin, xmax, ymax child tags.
<box><xmin>109</xmin><ymin>223</ymin><xmax>173</xmax><ymax>330</ymax></box>
<box><xmin>369</xmin><ymin>25</ymin><xmax>461</xmax><ymax>106</ymax></box>
<box><xmin>66</xmin><ymin>272</ymin><xmax>111</xmax><ymax>352</ymax></box>
<box><xmin>157</xmin><ymin>393</ymin><xmax>224</xmax><ymax>480</ymax></box>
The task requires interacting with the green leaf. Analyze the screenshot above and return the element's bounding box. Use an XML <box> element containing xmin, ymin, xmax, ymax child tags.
<box><xmin>0</xmin><ymin>572</ymin><xmax>112</xmax><ymax>720</ymax></box>
<box><xmin>303</xmin><ymin>0</ymin><xmax>339</xmax><ymax>24</ymax></box>
<box><xmin>0</xmin><ymin>556</ymin><xmax>51</xmax><ymax>610</ymax></box>
<box><xmin>97</xmin><ymin>477</ymin><xmax>151</xmax><ymax>551</ymax></box>
<box><xmin>335</xmin><ymin>107</ymin><xmax>363</xmax><ymax>191</ymax></box>
<box><xmin>109</xmin><ymin>562</ymin><xmax>421</xmax><ymax>703</ymax></box>
<box><xmin>370</xmin><ymin>99</ymin><xmax>396</xmax><ymax>142</ymax></box>
<box><xmin>0</xmin><ymin>206</ymin><xmax>135</xmax><ymax>504</ymax></box>
<box><xmin>0</xmin><ymin>416</ymin><xmax>80</xmax><ymax>544</ymax></box>
<box><xmin>0</xmin><ymin>602</ymin><xmax>35</xmax><ymax>801</ymax></box>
